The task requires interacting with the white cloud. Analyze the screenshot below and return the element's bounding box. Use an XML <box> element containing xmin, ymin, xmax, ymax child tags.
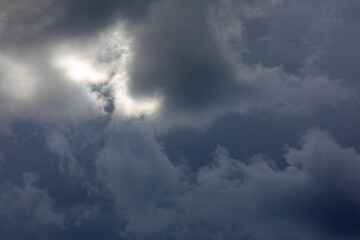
<box><xmin>0</xmin><ymin>49</ymin><xmax>105</xmax><ymax>125</ymax></box>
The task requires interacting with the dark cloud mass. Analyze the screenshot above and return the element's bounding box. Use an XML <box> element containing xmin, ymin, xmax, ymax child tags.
<box><xmin>129</xmin><ymin>0</ymin><xmax>240</xmax><ymax>111</ymax></box>
<box><xmin>0</xmin><ymin>0</ymin><xmax>360</xmax><ymax>239</ymax></box>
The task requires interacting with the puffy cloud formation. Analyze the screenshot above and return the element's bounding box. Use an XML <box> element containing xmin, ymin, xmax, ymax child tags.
<box><xmin>172</xmin><ymin>129</ymin><xmax>360</xmax><ymax>240</ymax></box>
<box><xmin>0</xmin><ymin>0</ymin><xmax>360</xmax><ymax>239</ymax></box>
<box><xmin>107</xmin><ymin>129</ymin><xmax>360</xmax><ymax>240</ymax></box>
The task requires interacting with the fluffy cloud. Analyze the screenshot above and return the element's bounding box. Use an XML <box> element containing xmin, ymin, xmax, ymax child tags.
<box><xmin>176</xmin><ymin>129</ymin><xmax>360</xmax><ymax>239</ymax></box>
<box><xmin>118</xmin><ymin>129</ymin><xmax>360</xmax><ymax>240</ymax></box>
<box><xmin>96</xmin><ymin>119</ymin><xmax>178</xmax><ymax>233</ymax></box>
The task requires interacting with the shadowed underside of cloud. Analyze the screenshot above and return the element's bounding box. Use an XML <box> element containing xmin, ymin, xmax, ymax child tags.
<box><xmin>96</xmin><ymin>127</ymin><xmax>360</xmax><ymax>240</ymax></box>
<box><xmin>173</xmin><ymin>129</ymin><xmax>360</xmax><ymax>240</ymax></box>
<box><xmin>2</xmin><ymin>121</ymin><xmax>360</xmax><ymax>239</ymax></box>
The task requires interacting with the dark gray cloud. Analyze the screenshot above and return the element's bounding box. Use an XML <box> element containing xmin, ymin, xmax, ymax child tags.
<box><xmin>0</xmin><ymin>172</ymin><xmax>63</xmax><ymax>232</ymax></box>
<box><xmin>96</xmin><ymin>119</ymin><xmax>178</xmax><ymax>233</ymax></box>
<box><xmin>117</xmin><ymin>129</ymin><xmax>360</xmax><ymax>240</ymax></box>
<box><xmin>125</xmin><ymin>0</ymin><xmax>354</xmax><ymax>130</ymax></box>
<box><xmin>42</xmin><ymin>0</ymin><xmax>158</xmax><ymax>40</ymax></box>
<box><xmin>0</xmin><ymin>0</ymin><xmax>60</xmax><ymax>43</ymax></box>
<box><xmin>242</xmin><ymin>0</ymin><xmax>360</xmax><ymax>85</ymax></box>
<box><xmin>128</xmin><ymin>0</ymin><xmax>240</xmax><ymax>111</ymax></box>
<box><xmin>176</xmin><ymin>129</ymin><xmax>360</xmax><ymax>240</ymax></box>
<box><xmin>0</xmin><ymin>0</ymin><xmax>360</xmax><ymax>239</ymax></box>
<box><xmin>0</xmin><ymin>0</ymin><xmax>157</xmax><ymax>46</ymax></box>
<box><xmin>92</xmin><ymin>127</ymin><xmax>360</xmax><ymax>240</ymax></box>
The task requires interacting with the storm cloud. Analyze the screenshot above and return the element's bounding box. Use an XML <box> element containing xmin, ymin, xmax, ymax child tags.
<box><xmin>0</xmin><ymin>0</ymin><xmax>360</xmax><ymax>239</ymax></box>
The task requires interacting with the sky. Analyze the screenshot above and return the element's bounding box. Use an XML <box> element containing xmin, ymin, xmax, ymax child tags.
<box><xmin>0</xmin><ymin>0</ymin><xmax>360</xmax><ymax>239</ymax></box>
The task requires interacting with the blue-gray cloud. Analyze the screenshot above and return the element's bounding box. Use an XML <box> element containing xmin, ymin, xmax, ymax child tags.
<box><xmin>0</xmin><ymin>0</ymin><xmax>360</xmax><ymax>239</ymax></box>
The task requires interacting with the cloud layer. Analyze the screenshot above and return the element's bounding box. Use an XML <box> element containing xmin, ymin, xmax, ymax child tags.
<box><xmin>0</xmin><ymin>0</ymin><xmax>360</xmax><ymax>239</ymax></box>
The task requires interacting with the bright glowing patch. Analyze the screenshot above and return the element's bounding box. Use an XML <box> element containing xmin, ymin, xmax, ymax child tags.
<box><xmin>113</xmin><ymin>74</ymin><xmax>161</xmax><ymax>117</ymax></box>
<box><xmin>55</xmin><ymin>55</ymin><xmax>107</xmax><ymax>84</ymax></box>
<box><xmin>0</xmin><ymin>54</ymin><xmax>36</xmax><ymax>101</ymax></box>
<box><xmin>52</xmin><ymin>23</ymin><xmax>162</xmax><ymax>118</ymax></box>
<box><xmin>99</xmin><ymin>24</ymin><xmax>162</xmax><ymax>118</ymax></box>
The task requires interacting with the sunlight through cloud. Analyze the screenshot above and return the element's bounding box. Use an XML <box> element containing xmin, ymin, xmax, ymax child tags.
<box><xmin>52</xmin><ymin>23</ymin><xmax>162</xmax><ymax>118</ymax></box>
<box><xmin>54</xmin><ymin>54</ymin><xmax>107</xmax><ymax>84</ymax></box>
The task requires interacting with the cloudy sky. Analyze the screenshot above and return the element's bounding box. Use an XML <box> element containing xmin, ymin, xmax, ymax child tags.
<box><xmin>0</xmin><ymin>0</ymin><xmax>360</xmax><ymax>239</ymax></box>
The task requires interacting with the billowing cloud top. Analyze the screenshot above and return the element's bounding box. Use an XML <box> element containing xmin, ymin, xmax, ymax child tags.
<box><xmin>0</xmin><ymin>0</ymin><xmax>360</xmax><ymax>239</ymax></box>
